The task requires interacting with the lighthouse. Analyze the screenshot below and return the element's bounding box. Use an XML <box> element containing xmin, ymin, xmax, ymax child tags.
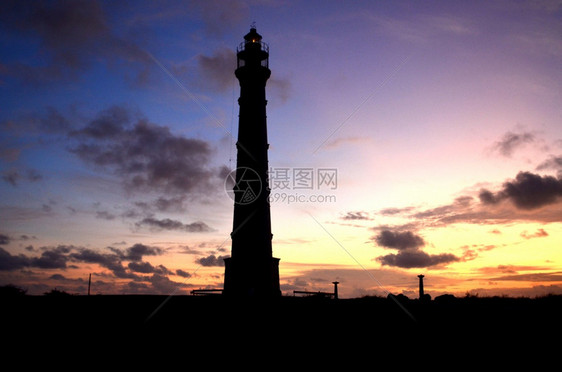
<box><xmin>223</xmin><ymin>27</ymin><xmax>281</xmax><ymax>297</ymax></box>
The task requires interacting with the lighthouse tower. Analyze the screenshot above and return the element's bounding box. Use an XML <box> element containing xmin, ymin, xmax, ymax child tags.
<box><xmin>223</xmin><ymin>27</ymin><xmax>281</xmax><ymax>297</ymax></box>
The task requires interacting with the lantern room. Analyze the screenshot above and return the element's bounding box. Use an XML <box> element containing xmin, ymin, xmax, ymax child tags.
<box><xmin>236</xmin><ymin>27</ymin><xmax>269</xmax><ymax>69</ymax></box>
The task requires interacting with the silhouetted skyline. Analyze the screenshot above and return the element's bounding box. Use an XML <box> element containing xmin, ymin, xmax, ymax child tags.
<box><xmin>1</xmin><ymin>1</ymin><xmax>561</xmax><ymax>298</ymax></box>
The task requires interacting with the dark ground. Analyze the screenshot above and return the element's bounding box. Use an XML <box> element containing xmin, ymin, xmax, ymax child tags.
<box><xmin>2</xmin><ymin>294</ymin><xmax>560</xmax><ymax>365</ymax></box>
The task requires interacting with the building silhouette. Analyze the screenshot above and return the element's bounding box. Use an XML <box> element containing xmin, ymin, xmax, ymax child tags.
<box><xmin>418</xmin><ymin>275</ymin><xmax>425</xmax><ymax>299</ymax></box>
<box><xmin>223</xmin><ymin>27</ymin><xmax>281</xmax><ymax>297</ymax></box>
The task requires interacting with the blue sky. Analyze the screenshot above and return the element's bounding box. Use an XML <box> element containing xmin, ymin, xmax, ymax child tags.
<box><xmin>1</xmin><ymin>0</ymin><xmax>561</xmax><ymax>298</ymax></box>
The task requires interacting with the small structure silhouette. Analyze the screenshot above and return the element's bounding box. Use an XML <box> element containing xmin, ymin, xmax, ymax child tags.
<box><xmin>418</xmin><ymin>274</ymin><xmax>431</xmax><ymax>302</ymax></box>
<box><xmin>418</xmin><ymin>275</ymin><xmax>425</xmax><ymax>299</ymax></box>
<box><xmin>191</xmin><ymin>289</ymin><xmax>224</xmax><ymax>296</ymax></box>
<box><xmin>293</xmin><ymin>281</ymin><xmax>340</xmax><ymax>299</ymax></box>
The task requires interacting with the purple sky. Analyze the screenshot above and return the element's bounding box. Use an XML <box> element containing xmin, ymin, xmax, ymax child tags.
<box><xmin>1</xmin><ymin>1</ymin><xmax>561</xmax><ymax>298</ymax></box>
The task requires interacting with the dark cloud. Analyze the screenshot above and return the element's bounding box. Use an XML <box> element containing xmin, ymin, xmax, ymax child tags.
<box><xmin>479</xmin><ymin>171</ymin><xmax>562</xmax><ymax>210</ymax></box>
<box><xmin>147</xmin><ymin>273</ymin><xmax>185</xmax><ymax>294</ymax></box>
<box><xmin>196</xmin><ymin>254</ymin><xmax>227</xmax><ymax>267</ymax></box>
<box><xmin>536</xmin><ymin>155</ymin><xmax>562</xmax><ymax>171</ymax></box>
<box><xmin>0</xmin><ymin>247</ymin><xmax>32</xmax><ymax>270</ymax></box>
<box><xmin>193</xmin><ymin>46</ymin><xmax>291</xmax><ymax>102</ymax></box>
<box><xmin>69</xmin><ymin>244</ymin><xmax>162</xmax><ymax>278</ymax></box>
<box><xmin>377</xmin><ymin>250</ymin><xmax>459</xmax><ymax>269</ymax></box>
<box><xmin>374</xmin><ymin>230</ymin><xmax>425</xmax><ymax>250</ymax></box>
<box><xmin>136</xmin><ymin>217</ymin><xmax>213</xmax><ymax>233</ymax></box>
<box><xmin>520</xmin><ymin>228</ymin><xmax>549</xmax><ymax>239</ymax></box>
<box><xmin>491</xmin><ymin>272</ymin><xmax>562</xmax><ymax>282</ymax></box>
<box><xmin>32</xmin><ymin>246</ymin><xmax>70</xmax><ymax>269</ymax></box>
<box><xmin>492</xmin><ymin>131</ymin><xmax>535</xmax><ymax>157</ymax></box>
<box><xmin>0</xmin><ymin>0</ymin><xmax>151</xmax><ymax>84</ymax></box>
<box><xmin>73</xmin><ymin>105</ymin><xmax>130</xmax><ymax>139</ymax></box>
<box><xmin>69</xmin><ymin>105</ymin><xmax>222</xmax><ymax>196</ymax></box>
<box><xmin>0</xmin><ymin>234</ymin><xmax>10</xmax><ymax>245</ymax></box>
<box><xmin>0</xmin><ymin>242</ymin><xmax>189</xmax><ymax>294</ymax></box>
<box><xmin>122</xmin><ymin>243</ymin><xmax>163</xmax><ymax>262</ymax></box>
<box><xmin>196</xmin><ymin>47</ymin><xmax>236</xmax><ymax>92</ymax></box>
<box><xmin>128</xmin><ymin>261</ymin><xmax>171</xmax><ymax>275</ymax></box>
<box><xmin>95</xmin><ymin>211</ymin><xmax>116</xmax><ymax>220</ymax></box>
<box><xmin>2</xmin><ymin>168</ymin><xmax>42</xmax><ymax>186</ymax></box>
<box><xmin>188</xmin><ymin>0</ymin><xmax>248</xmax><ymax>37</ymax></box>
<box><xmin>0</xmin><ymin>245</ymin><xmax>70</xmax><ymax>270</ymax></box>
<box><xmin>478</xmin><ymin>189</ymin><xmax>501</xmax><ymax>205</ymax></box>
<box><xmin>40</xmin><ymin>106</ymin><xmax>73</xmax><ymax>134</ymax></box>
<box><xmin>153</xmin><ymin>196</ymin><xmax>188</xmax><ymax>212</ymax></box>
<box><xmin>372</xmin><ymin>228</ymin><xmax>459</xmax><ymax>268</ymax></box>
<box><xmin>176</xmin><ymin>269</ymin><xmax>192</xmax><ymax>278</ymax></box>
<box><xmin>269</xmin><ymin>77</ymin><xmax>292</xmax><ymax>104</ymax></box>
<box><xmin>341</xmin><ymin>211</ymin><xmax>371</xmax><ymax>220</ymax></box>
<box><xmin>70</xmin><ymin>248</ymin><xmax>132</xmax><ymax>279</ymax></box>
<box><xmin>378</xmin><ymin>207</ymin><xmax>415</xmax><ymax>216</ymax></box>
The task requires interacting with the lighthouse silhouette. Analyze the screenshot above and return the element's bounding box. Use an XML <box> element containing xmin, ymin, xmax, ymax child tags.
<box><xmin>223</xmin><ymin>27</ymin><xmax>281</xmax><ymax>297</ymax></box>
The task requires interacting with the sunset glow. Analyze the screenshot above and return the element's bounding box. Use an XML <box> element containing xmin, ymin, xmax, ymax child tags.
<box><xmin>1</xmin><ymin>0</ymin><xmax>561</xmax><ymax>299</ymax></box>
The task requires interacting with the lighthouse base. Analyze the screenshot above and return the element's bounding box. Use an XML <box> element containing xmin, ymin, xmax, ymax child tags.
<box><xmin>223</xmin><ymin>256</ymin><xmax>281</xmax><ymax>297</ymax></box>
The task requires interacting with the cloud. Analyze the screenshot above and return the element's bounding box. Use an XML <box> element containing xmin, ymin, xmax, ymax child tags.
<box><xmin>69</xmin><ymin>244</ymin><xmax>162</xmax><ymax>278</ymax></box>
<box><xmin>72</xmin><ymin>105</ymin><xmax>131</xmax><ymax>139</ymax></box>
<box><xmin>269</xmin><ymin>77</ymin><xmax>292</xmax><ymax>104</ymax></box>
<box><xmin>121</xmin><ymin>243</ymin><xmax>163</xmax><ymax>262</ymax></box>
<box><xmin>491</xmin><ymin>272</ymin><xmax>562</xmax><ymax>282</ymax></box>
<box><xmin>374</xmin><ymin>230</ymin><xmax>425</xmax><ymax>250</ymax></box>
<box><xmin>0</xmin><ymin>234</ymin><xmax>10</xmax><ymax>245</ymax></box>
<box><xmin>96</xmin><ymin>211</ymin><xmax>116</xmax><ymax>220</ymax></box>
<box><xmin>136</xmin><ymin>217</ymin><xmax>214</xmax><ymax>233</ymax></box>
<box><xmin>520</xmin><ymin>228</ymin><xmax>549</xmax><ymax>239</ymax></box>
<box><xmin>127</xmin><ymin>261</ymin><xmax>171</xmax><ymax>275</ymax></box>
<box><xmin>147</xmin><ymin>273</ymin><xmax>186</xmax><ymax>294</ymax></box>
<box><xmin>479</xmin><ymin>171</ymin><xmax>562</xmax><ymax>210</ymax></box>
<box><xmin>194</xmin><ymin>47</ymin><xmax>291</xmax><ymax>103</ymax></box>
<box><xmin>0</xmin><ymin>242</ymin><xmax>191</xmax><ymax>294</ymax></box>
<box><xmin>491</xmin><ymin>131</ymin><xmax>535</xmax><ymax>157</ymax></box>
<box><xmin>0</xmin><ymin>0</ymin><xmax>151</xmax><ymax>84</ymax></box>
<box><xmin>376</xmin><ymin>172</ymin><xmax>562</xmax><ymax>230</ymax></box>
<box><xmin>323</xmin><ymin>136</ymin><xmax>369</xmax><ymax>150</ymax></box>
<box><xmin>69</xmin><ymin>105</ymin><xmax>223</xmax><ymax>196</ymax></box>
<box><xmin>0</xmin><ymin>245</ymin><xmax>71</xmax><ymax>270</ymax></box>
<box><xmin>341</xmin><ymin>211</ymin><xmax>371</xmax><ymax>220</ymax></box>
<box><xmin>2</xmin><ymin>168</ymin><xmax>42</xmax><ymax>186</ymax></box>
<box><xmin>0</xmin><ymin>247</ymin><xmax>33</xmax><ymax>270</ymax></box>
<box><xmin>536</xmin><ymin>155</ymin><xmax>562</xmax><ymax>171</ymax></box>
<box><xmin>371</xmin><ymin>229</ymin><xmax>460</xmax><ymax>269</ymax></box>
<box><xmin>196</xmin><ymin>47</ymin><xmax>236</xmax><ymax>92</ymax></box>
<box><xmin>188</xmin><ymin>0</ymin><xmax>248</xmax><ymax>37</ymax></box>
<box><xmin>378</xmin><ymin>206</ymin><xmax>416</xmax><ymax>216</ymax></box>
<box><xmin>377</xmin><ymin>250</ymin><xmax>459</xmax><ymax>269</ymax></box>
<box><xmin>69</xmin><ymin>248</ymin><xmax>133</xmax><ymax>279</ymax></box>
<box><xmin>176</xmin><ymin>269</ymin><xmax>192</xmax><ymax>278</ymax></box>
<box><xmin>196</xmin><ymin>254</ymin><xmax>228</xmax><ymax>267</ymax></box>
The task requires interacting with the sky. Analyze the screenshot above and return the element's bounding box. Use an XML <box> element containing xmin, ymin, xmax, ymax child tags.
<box><xmin>1</xmin><ymin>0</ymin><xmax>561</xmax><ymax>298</ymax></box>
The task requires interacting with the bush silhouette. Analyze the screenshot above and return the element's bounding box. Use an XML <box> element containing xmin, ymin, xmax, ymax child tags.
<box><xmin>0</xmin><ymin>284</ymin><xmax>27</xmax><ymax>297</ymax></box>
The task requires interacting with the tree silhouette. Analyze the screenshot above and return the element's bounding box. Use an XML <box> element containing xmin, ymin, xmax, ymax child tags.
<box><xmin>0</xmin><ymin>284</ymin><xmax>27</xmax><ymax>297</ymax></box>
